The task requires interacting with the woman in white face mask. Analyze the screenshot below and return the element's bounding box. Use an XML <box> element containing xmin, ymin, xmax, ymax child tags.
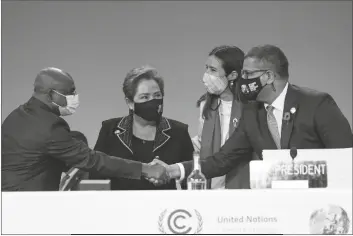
<box><xmin>193</xmin><ymin>45</ymin><xmax>252</xmax><ymax>190</ymax></box>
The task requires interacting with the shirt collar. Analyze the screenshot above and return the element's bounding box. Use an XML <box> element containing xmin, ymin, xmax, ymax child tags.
<box><xmin>28</xmin><ymin>96</ymin><xmax>60</xmax><ymax>115</ymax></box>
<box><xmin>264</xmin><ymin>82</ymin><xmax>289</xmax><ymax>112</ymax></box>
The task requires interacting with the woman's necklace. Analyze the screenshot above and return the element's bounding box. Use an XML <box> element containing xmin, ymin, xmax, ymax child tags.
<box><xmin>133</xmin><ymin>121</ymin><xmax>156</xmax><ymax>144</ymax></box>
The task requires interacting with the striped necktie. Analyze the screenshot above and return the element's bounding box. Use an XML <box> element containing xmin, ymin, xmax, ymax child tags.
<box><xmin>266</xmin><ymin>105</ymin><xmax>281</xmax><ymax>149</ymax></box>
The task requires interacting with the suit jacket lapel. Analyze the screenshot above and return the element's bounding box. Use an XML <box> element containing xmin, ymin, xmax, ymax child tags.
<box><xmin>115</xmin><ymin>116</ymin><xmax>172</xmax><ymax>154</ymax></box>
<box><xmin>153</xmin><ymin>117</ymin><xmax>171</xmax><ymax>152</ymax></box>
<box><xmin>228</xmin><ymin>99</ymin><xmax>243</xmax><ymax>135</ymax></box>
<box><xmin>115</xmin><ymin>115</ymin><xmax>134</xmax><ymax>154</ymax></box>
<box><xmin>281</xmin><ymin>84</ymin><xmax>298</xmax><ymax>149</ymax></box>
<box><xmin>200</xmin><ymin>97</ymin><xmax>221</xmax><ymax>159</ymax></box>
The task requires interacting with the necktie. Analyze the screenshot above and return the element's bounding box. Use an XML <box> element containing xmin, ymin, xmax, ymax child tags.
<box><xmin>266</xmin><ymin>105</ymin><xmax>281</xmax><ymax>149</ymax></box>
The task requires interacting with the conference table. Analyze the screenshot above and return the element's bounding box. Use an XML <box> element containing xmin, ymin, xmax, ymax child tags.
<box><xmin>1</xmin><ymin>148</ymin><xmax>352</xmax><ymax>234</ymax></box>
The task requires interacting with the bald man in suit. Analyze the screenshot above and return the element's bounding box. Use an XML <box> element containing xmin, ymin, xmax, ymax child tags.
<box><xmin>1</xmin><ymin>67</ymin><xmax>168</xmax><ymax>191</ymax></box>
<box><xmin>59</xmin><ymin>131</ymin><xmax>89</xmax><ymax>191</ymax></box>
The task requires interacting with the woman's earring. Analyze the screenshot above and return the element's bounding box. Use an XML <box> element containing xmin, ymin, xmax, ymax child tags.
<box><xmin>272</xmin><ymin>83</ymin><xmax>276</xmax><ymax>92</ymax></box>
<box><xmin>229</xmin><ymin>80</ymin><xmax>236</xmax><ymax>89</ymax></box>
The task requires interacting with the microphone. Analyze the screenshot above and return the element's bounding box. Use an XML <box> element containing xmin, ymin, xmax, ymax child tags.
<box><xmin>290</xmin><ymin>147</ymin><xmax>298</xmax><ymax>161</ymax></box>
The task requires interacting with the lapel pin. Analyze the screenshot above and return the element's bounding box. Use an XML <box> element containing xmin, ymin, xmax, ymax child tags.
<box><xmin>283</xmin><ymin>107</ymin><xmax>297</xmax><ymax>123</ymax></box>
<box><xmin>114</xmin><ymin>130</ymin><xmax>121</xmax><ymax>135</ymax></box>
<box><xmin>233</xmin><ymin>118</ymin><xmax>238</xmax><ymax>127</ymax></box>
<box><xmin>283</xmin><ymin>112</ymin><xmax>291</xmax><ymax>121</ymax></box>
<box><xmin>290</xmin><ymin>107</ymin><xmax>296</xmax><ymax>114</ymax></box>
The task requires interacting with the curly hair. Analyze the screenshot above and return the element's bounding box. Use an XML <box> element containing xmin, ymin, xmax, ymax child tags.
<box><xmin>122</xmin><ymin>65</ymin><xmax>165</xmax><ymax>101</ymax></box>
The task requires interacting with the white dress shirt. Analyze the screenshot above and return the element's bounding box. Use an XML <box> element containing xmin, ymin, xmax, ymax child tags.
<box><xmin>219</xmin><ymin>100</ymin><xmax>232</xmax><ymax>145</ymax></box>
<box><xmin>178</xmin><ymin>82</ymin><xmax>289</xmax><ymax>183</ymax></box>
<box><xmin>264</xmin><ymin>82</ymin><xmax>289</xmax><ymax>137</ymax></box>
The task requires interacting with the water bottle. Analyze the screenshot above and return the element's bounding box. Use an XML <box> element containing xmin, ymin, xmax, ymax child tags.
<box><xmin>187</xmin><ymin>152</ymin><xmax>207</xmax><ymax>190</ymax></box>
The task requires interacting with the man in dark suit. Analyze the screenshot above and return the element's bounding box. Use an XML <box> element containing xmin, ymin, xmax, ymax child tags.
<box><xmin>154</xmin><ymin>44</ymin><xmax>352</xmax><ymax>184</ymax></box>
<box><xmin>59</xmin><ymin>131</ymin><xmax>89</xmax><ymax>191</ymax></box>
<box><xmin>1</xmin><ymin>67</ymin><xmax>168</xmax><ymax>191</ymax></box>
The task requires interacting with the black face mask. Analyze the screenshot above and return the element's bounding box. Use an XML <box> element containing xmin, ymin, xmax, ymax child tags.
<box><xmin>239</xmin><ymin>76</ymin><xmax>264</xmax><ymax>101</ymax></box>
<box><xmin>133</xmin><ymin>98</ymin><xmax>163</xmax><ymax>122</ymax></box>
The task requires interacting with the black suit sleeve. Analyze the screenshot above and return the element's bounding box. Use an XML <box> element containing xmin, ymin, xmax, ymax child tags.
<box><xmin>178</xmin><ymin>125</ymin><xmax>194</xmax><ymax>189</ymax></box>
<box><xmin>94</xmin><ymin>121</ymin><xmax>109</xmax><ymax>152</ymax></box>
<box><xmin>89</xmin><ymin>122</ymin><xmax>110</xmax><ymax>179</ymax></box>
<box><xmin>46</xmin><ymin>121</ymin><xmax>142</xmax><ymax>180</ymax></box>
<box><xmin>314</xmin><ymin>94</ymin><xmax>353</xmax><ymax>148</ymax></box>
<box><xmin>182</xmin><ymin>116</ymin><xmax>253</xmax><ymax>179</ymax></box>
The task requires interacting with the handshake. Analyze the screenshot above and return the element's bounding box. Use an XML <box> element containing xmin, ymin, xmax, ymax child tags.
<box><xmin>141</xmin><ymin>158</ymin><xmax>180</xmax><ymax>185</ymax></box>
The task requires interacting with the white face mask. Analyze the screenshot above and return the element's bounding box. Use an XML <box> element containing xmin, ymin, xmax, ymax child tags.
<box><xmin>52</xmin><ymin>90</ymin><xmax>80</xmax><ymax>116</ymax></box>
<box><xmin>202</xmin><ymin>73</ymin><xmax>228</xmax><ymax>95</ymax></box>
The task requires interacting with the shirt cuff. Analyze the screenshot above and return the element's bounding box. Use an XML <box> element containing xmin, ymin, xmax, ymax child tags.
<box><xmin>176</xmin><ymin>163</ymin><xmax>185</xmax><ymax>181</ymax></box>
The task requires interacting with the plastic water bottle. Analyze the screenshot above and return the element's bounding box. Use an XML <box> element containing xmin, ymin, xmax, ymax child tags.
<box><xmin>187</xmin><ymin>152</ymin><xmax>207</xmax><ymax>190</ymax></box>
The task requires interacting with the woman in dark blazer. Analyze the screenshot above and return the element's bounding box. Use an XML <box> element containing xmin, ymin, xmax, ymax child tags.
<box><xmin>90</xmin><ymin>65</ymin><xmax>194</xmax><ymax>190</ymax></box>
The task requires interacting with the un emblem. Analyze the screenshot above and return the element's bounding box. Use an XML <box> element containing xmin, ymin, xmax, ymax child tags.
<box><xmin>309</xmin><ymin>204</ymin><xmax>351</xmax><ymax>234</ymax></box>
<box><xmin>158</xmin><ymin>209</ymin><xmax>203</xmax><ymax>234</ymax></box>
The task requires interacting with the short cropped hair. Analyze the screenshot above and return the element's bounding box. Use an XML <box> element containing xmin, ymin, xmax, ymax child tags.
<box><xmin>34</xmin><ymin>67</ymin><xmax>73</xmax><ymax>93</ymax></box>
<box><xmin>122</xmin><ymin>65</ymin><xmax>165</xmax><ymax>101</ymax></box>
<box><xmin>245</xmin><ymin>45</ymin><xmax>289</xmax><ymax>78</ymax></box>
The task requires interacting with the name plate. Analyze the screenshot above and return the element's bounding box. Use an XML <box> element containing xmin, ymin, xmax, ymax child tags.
<box><xmin>78</xmin><ymin>180</ymin><xmax>111</xmax><ymax>191</ymax></box>
<box><xmin>250</xmin><ymin>160</ymin><xmax>328</xmax><ymax>189</ymax></box>
<box><xmin>272</xmin><ymin>180</ymin><xmax>308</xmax><ymax>189</ymax></box>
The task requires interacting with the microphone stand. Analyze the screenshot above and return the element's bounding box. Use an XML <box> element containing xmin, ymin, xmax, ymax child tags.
<box><xmin>290</xmin><ymin>147</ymin><xmax>298</xmax><ymax>181</ymax></box>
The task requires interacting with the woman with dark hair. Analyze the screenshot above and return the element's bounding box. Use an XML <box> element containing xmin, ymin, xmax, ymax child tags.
<box><xmin>90</xmin><ymin>65</ymin><xmax>193</xmax><ymax>190</ymax></box>
<box><xmin>192</xmin><ymin>45</ymin><xmax>250</xmax><ymax>189</ymax></box>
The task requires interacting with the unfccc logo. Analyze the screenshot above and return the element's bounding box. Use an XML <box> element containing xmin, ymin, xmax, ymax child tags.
<box><xmin>158</xmin><ymin>209</ymin><xmax>203</xmax><ymax>234</ymax></box>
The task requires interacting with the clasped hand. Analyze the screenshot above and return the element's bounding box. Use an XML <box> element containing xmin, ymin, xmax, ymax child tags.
<box><xmin>144</xmin><ymin>158</ymin><xmax>171</xmax><ymax>186</ymax></box>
